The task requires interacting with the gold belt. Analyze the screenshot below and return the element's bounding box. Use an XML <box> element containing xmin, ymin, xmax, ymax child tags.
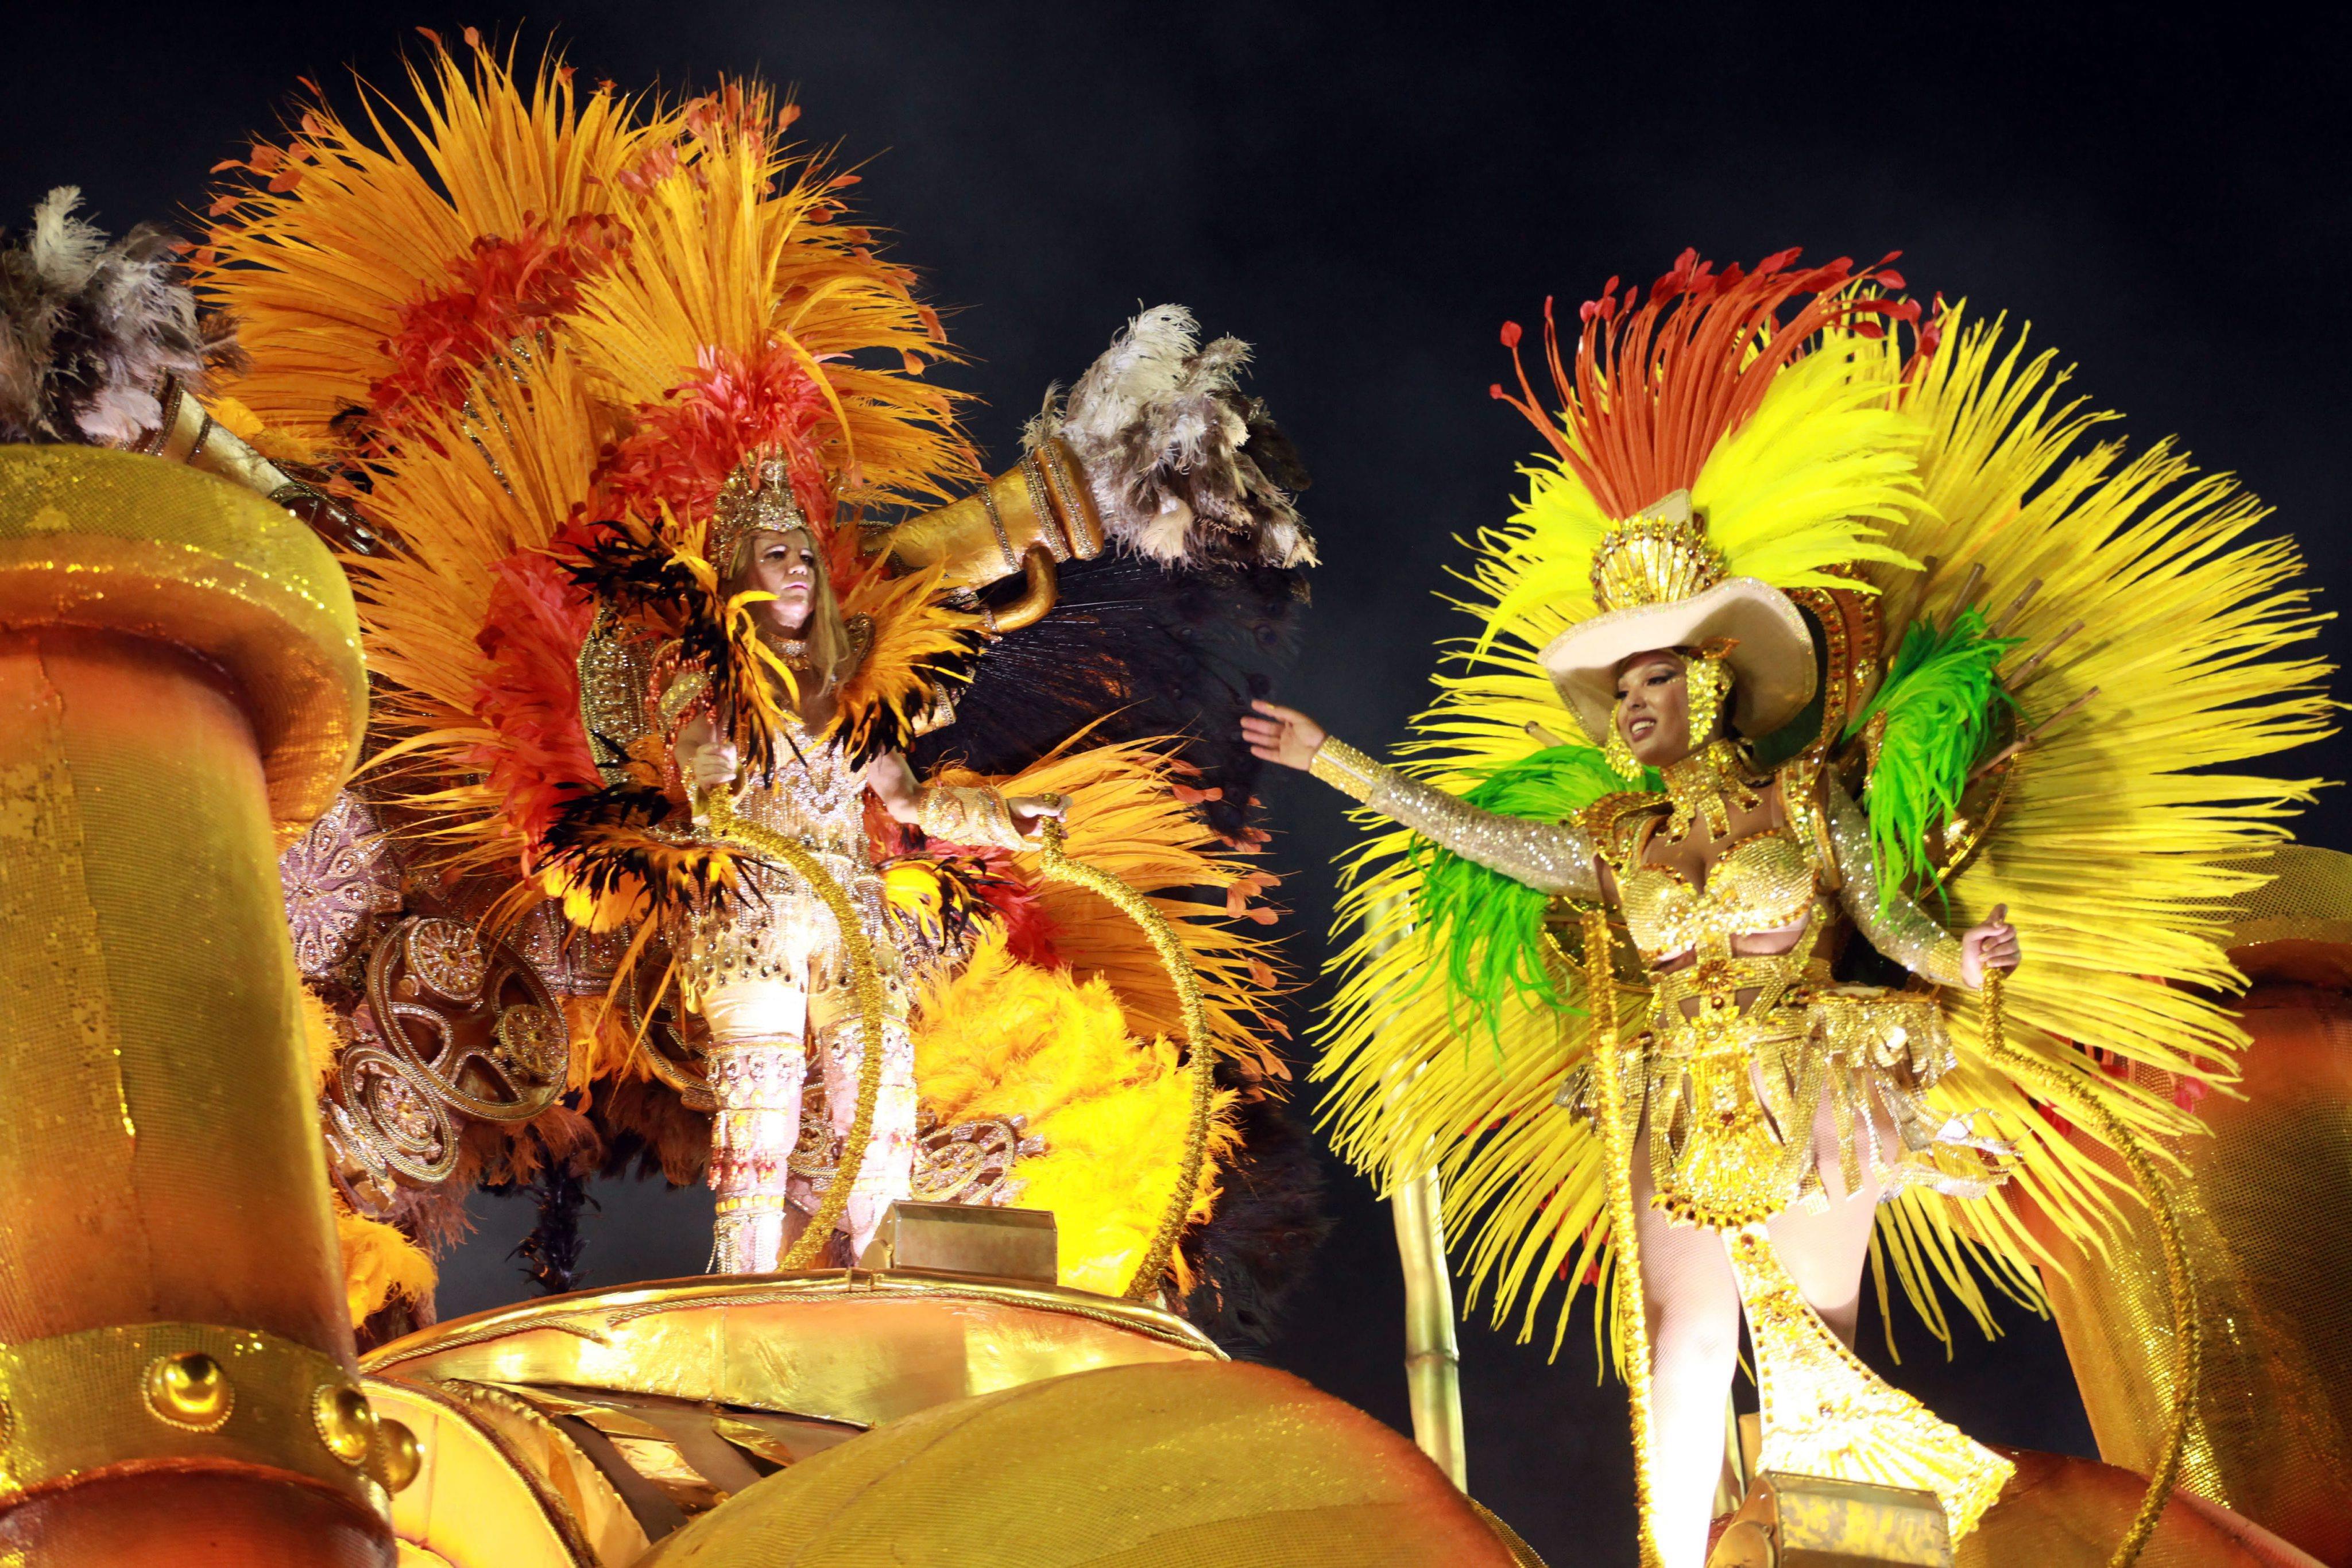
<box><xmin>1642</xmin><ymin>944</ymin><xmax>1830</xmax><ymax>1229</ymax></box>
<box><xmin>1647</xmin><ymin>952</ymin><xmax>1827</xmax><ymax>1045</ymax></box>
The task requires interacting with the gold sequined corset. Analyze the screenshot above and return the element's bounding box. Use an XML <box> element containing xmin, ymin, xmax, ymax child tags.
<box><xmin>1618</xmin><ymin>826</ymin><xmax>1817</xmax><ymax>965</ymax></box>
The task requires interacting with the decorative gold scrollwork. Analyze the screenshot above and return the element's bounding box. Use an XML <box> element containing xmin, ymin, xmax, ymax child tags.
<box><xmin>368</xmin><ymin>916</ymin><xmax>570</xmax><ymax>1120</ymax></box>
<box><xmin>790</xmin><ymin>1090</ymin><xmax>1042</xmax><ymax>1209</ymax></box>
<box><xmin>621</xmin><ymin>952</ymin><xmax>717</xmax><ymax>1112</ymax></box>
<box><xmin>321</xmin><ymin>915</ymin><xmax>572</xmax><ymax>1212</ymax></box>
<box><xmin>912</xmin><ymin>1112</ymin><xmax>1042</xmax><ymax>1205</ymax></box>
<box><xmin>404</xmin><ymin>916</ymin><xmax>490</xmax><ymax>1003</ymax></box>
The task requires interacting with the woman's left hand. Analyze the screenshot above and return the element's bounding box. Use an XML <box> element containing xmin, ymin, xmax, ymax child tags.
<box><xmin>1008</xmin><ymin>792</ymin><xmax>1070</xmax><ymax>839</ymax></box>
<box><xmin>1960</xmin><ymin>902</ymin><xmax>2021</xmax><ymax>989</ymax></box>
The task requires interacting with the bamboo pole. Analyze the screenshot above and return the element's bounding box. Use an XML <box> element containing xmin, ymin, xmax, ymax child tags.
<box><xmin>1392</xmin><ymin>1160</ymin><xmax>1468</xmax><ymax>1488</ymax></box>
<box><xmin>1367</xmin><ymin>896</ymin><xmax>1468</xmax><ymax>1488</ymax></box>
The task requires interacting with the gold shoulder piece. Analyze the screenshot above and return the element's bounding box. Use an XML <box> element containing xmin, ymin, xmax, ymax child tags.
<box><xmin>1777</xmin><ymin>756</ymin><xmax>1840</xmax><ymax>890</ymax></box>
<box><xmin>1580</xmin><ymin>791</ymin><xmax>1666</xmax><ymax>873</ymax></box>
<box><xmin>845</xmin><ymin>613</ymin><xmax>876</xmax><ymax>676</ymax></box>
<box><xmin>579</xmin><ymin>605</ymin><xmax>662</xmax><ymax>785</ymax></box>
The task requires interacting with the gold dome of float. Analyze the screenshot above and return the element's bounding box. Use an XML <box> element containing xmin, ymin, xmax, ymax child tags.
<box><xmin>638</xmin><ymin>1360</ymin><xmax>1523</xmax><ymax>1568</ymax></box>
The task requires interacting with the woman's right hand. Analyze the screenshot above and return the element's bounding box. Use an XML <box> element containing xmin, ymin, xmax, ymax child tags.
<box><xmin>1241</xmin><ymin>699</ymin><xmax>1327</xmax><ymax>772</ymax></box>
<box><xmin>674</xmin><ymin>715</ymin><xmax>741</xmax><ymax>797</ymax></box>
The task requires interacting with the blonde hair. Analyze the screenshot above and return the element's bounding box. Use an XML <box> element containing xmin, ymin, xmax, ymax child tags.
<box><xmin>726</xmin><ymin>526</ymin><xmax>858</xmax><ymax>717</ymax></box>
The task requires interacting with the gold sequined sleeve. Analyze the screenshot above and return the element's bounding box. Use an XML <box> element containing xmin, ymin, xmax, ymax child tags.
<box><xmin>1309</xmin><ymin>737</ymin><xmax>1601</xmax><ymax>899</ymax></box>
<box><xmin>1825</xmin><ymin>769</ymin><xmax>1968</xmax><ymax>988</ymax></box>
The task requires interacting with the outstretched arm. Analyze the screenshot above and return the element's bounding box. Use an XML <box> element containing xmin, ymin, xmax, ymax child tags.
<box><xmin>869</xmin><ymin>752</ymin><xmax>1068</xmax><ymax>847</ymax></box>
<box><xmin>1824</xmin><ymin>770</ymin><xmax>2019</xmax><ymax>989</ymax></box>
<box><xmin>1244</xmin><ymin>700</ymin><xmax>1602</xmax><ymax>900</ymax></box>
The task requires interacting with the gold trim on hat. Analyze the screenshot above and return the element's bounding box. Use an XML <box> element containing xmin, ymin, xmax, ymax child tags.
<box><xmin>1589</xmin><ymin>489</ymin><xmax>1726</xmax><ymax>613</ymax></box>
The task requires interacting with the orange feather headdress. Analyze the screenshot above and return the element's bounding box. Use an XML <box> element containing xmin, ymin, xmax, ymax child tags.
<box><xmin>200</xmin><ymin>32</ymin><xmax>982</xmax><ymax>919</ymax></box>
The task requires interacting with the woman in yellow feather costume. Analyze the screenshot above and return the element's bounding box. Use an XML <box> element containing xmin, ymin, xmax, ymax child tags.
<box><xmin>1244</xmin><ymin>250</ymin><xmax>2328</xmax><ymax>1566</ymax></box>
<box><xmin>194</xmin><ymin>36</ymin><xmax>1309</xmax><ymax>1315</ymax></box>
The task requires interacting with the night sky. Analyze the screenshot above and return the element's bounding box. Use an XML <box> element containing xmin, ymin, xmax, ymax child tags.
<box><xmin>8</xmin><ymin>6</ymin><xmax>2345</xmax><ymax>1561</ymax></box>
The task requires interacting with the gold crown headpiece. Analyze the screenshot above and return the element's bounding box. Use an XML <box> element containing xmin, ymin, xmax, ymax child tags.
<box><xmin>1588</xmin><ymin>489</ymin><xmax>1725</xmax><ymax>613</ymax></box>
<box><xmin>710</xmin><ymin>456</ymin><xmax>813</xmax><ymax>574</ymax></box>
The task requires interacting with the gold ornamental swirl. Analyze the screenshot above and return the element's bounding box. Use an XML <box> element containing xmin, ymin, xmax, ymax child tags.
<box><xmin>1035</xmin><ymin>817</ymin><xmax>1216</xmax><ymax>1303</ymax></box>
<box><xmin>1575</xmin><ymin>907</ymin><xmax>1664</xmax><ymax>1568</ymax></box>
<box><xmin>698</xmin><ymin>788</ymin><xmax>888</xmax><ymax>1272</ymax></box>
<box><xmin>1980</xmin><ymin>968</ymin><xmax>2199</xmax><ymax>1568</ymax></box>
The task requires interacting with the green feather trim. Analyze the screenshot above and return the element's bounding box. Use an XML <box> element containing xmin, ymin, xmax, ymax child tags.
<box><xmin>1409</xmin><ymin>746</ymin><xmax>1653</xmax><ymax>1042</ymax></box>
<box><xmin>1844</xmin><ymin>607</ymin><xmax>2018</xmax><ymax>911</ymax></box>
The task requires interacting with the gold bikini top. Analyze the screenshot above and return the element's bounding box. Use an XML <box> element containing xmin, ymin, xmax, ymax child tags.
<box><xmin>1616</xmin><ymin>826</ymin><xmax>1818</xmax><ymax>962</ymax></box>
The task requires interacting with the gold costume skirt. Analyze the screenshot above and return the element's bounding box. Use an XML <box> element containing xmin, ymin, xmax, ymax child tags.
<box><xmin>1568</xmin><ymin>955</ymin><xmax>2007</xmax><ymax>1230</ymax></box>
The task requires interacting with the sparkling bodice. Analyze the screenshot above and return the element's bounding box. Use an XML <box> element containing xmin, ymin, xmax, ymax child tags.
<box><xmin>1618</xmin><ymin>827</ymin><xmax>1817</xmax><ymax>962</ymax></box>
<box><xmin>725</xmin><ymin>714</ymin><xmax>875</xmax><ymax>872</ymax></box>
<box><xmin>675</xmin><ymin>713</ymin><xmax>902</xmax><ymax>1006</ymax></box>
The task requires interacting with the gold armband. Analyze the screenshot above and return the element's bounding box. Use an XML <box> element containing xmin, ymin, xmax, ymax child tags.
<box><xmin>657</xmin><ymin>667</ymin><xmax>712</xmax><ymax>737</ymax></box>
<box><xmin>917</xmin><ymin>784</ymin><xmax>1027</xmax><ymax>850</ymax></box>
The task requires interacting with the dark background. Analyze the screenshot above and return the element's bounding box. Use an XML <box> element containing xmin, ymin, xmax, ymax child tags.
<box><xmin>9</xmin><ymin>6</ymin><xmax>2345</xmax><ymax>1561</ymax></box>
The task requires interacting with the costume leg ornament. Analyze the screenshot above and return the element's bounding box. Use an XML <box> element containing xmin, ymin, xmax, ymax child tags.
<box><xmin>817</xmin><ymin>996</ymin><xmax>918</xmax><ymax>1259</ymax></box>
<box><xmin>699</xmin><ymin>789</ymin><xmax>889</xmax><ymax>1271</ymax></box>
<box><xmin>698</xmin><ymin>981</ymin><xmax>808</xmax><ymax>1273</ymax></box>
<box><xmin>1035</xmin><ymin>817</ymin><xmax>1217</xmax><ymax>1302</ymax></box>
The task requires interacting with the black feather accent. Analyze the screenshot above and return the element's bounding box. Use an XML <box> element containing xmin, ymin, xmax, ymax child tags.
<box><xmin>556</xmin><ymin>518</ymin><xmax>796</xmax><ymax>779</ymax></box>
<box><xmin>559</xmin><ymin>520</ymin><xmax>976</xmax><ymax>777</ymax></box>
<box><xmin>911</xmin><ymin>547</ymin><xmax>1306</xmax><ymax>841</ymax></box>
<box><xmin>535</xmin><ymin>781</ymin><xmax>752</xmax><ymax>923</ymax></box>
<box><xmin>1177</xmin><ymin>1090</ymin><xmax>1333</xmax><ymax>1354</ymax></box>
<box><xmin>512</xmin><ymin>1163</ymin><xmax>598</xmax><ymax>1295</ymax></box>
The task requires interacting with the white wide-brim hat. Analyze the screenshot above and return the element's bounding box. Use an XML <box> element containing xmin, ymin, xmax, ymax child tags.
<box><xmin>1538</xmin><ymin>575</ymin><xmax>1817</xmax><ymax>745</ymax></box>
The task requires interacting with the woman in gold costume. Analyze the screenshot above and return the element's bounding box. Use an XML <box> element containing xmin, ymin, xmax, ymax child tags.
<box><xmin>1250</xmin><ymin>627</ymin><xmax>2016</xmax><ymax>1563</ymax></box>
<box><xmin>1248</xmin><ymin>249</ymin><xmax>2330</xmax><ymax>1566</ymax></box>
<box><xmin>665</xmin><ymin>464</ymin><xmax>1065</xmax><ymax>1269</ymax></box>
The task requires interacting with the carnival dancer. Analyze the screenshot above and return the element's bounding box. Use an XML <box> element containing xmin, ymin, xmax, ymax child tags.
<box><xmin>663</xmin><ymin>462</ymin><xmax>1063</xmax><ymax>1268</ymax></box>
<box><xmin>184</xmin><ymin>36</ymin><xmax>1314</xmax><ymax>1303</ymax></box>
<box><xmin>1248</xmin><ymin>250</ymin><xmax>2327</xmax><ymax>1565</ymax></box>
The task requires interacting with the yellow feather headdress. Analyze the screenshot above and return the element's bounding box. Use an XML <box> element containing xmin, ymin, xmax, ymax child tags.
<box><xmin>1480</xmin><ymin>250</ymin><xmax>1925</xmax><ymax>741</ymax></box>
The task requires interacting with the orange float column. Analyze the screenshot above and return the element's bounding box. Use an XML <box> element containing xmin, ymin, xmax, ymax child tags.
<box><xmin>0</xmin><ymin>447</ymin><xmax>393</xmax><ymax>1564</ymax></box>
<box><xmin>2026</xmin><ymin>847</ymin><xmax>2352</xmax><ymax>1568</ymax></box>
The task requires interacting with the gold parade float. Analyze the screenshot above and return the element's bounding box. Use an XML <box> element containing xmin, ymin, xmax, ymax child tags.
<box><xmin>2</xmin><ymin>33</ymin><xmax>2350</xmax><ymax>1568</ymax></box>
<box><xmin>0</xmin><ymin>442</ymin><xmax>1525</xmax><ymax>1565</ymax></box>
